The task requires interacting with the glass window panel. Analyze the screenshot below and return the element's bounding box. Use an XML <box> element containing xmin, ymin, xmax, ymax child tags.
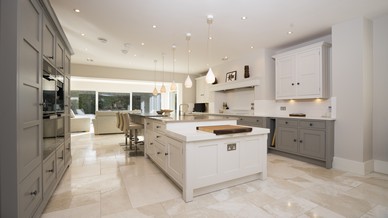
<box><xmin>132</xmin><ymin>92</ymin><xmax>161</xmax><ymax>113</ymax></box>
<box><xmin>98</xmin><ymin>92</ymin><xmax>130</xmax><ymax>111</ymax></box>
<box><xmin>70</xmin><ymin>90</ymin><xmax>96</xmax><ymax>114</ymax></box>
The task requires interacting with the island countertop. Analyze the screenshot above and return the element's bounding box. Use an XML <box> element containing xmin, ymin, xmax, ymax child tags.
<box><xmin>147</xmin><ymin>115</ymin><xmax>237</xmax><ymax>123</ymax></box>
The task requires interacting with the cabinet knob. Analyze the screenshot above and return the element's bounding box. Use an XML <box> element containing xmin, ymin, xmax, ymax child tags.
<box><xmin>157</xmin><ymin>151</ymin><xmax>161</xmax><ymax>154</ymax></box>
<box><xmin>309</xmin><ymin>123</ymin><xmax>313</xmax><ymax>126</ymax></box>
<box><xmin>46</xmin><ymin>169</ymin><xmax>54</xmax><ymax>173</ymax></box>
<box><xmin>58</xmin><ymin>156</ymin><xmax>64</xmax><ymax>160</ymax></box>
<box><xmin>156</xmin><ymin>126</ymin><xmax>160</xmax><ymax>128</ymax></box>
<box><xmin>291</xmin><ymin>83</ymin><xmax>295</xmax><ymax>86</ymax></box>
<box><xmin>297</xmin><ymin>82</ymin><xmax>300</xmax><ymax>85</ymax></box>
<box><xmin>30</xmin><ymin>190</ymin><xmax>38</xmax><ymax>196</ymax></box>
<box><xmin>299</xmin><ymin>140</ymin><xmax>303</xmax><ymax>143</ymax></box>
<box><xmin>293</xmin><ymin>139</ymin><xmax>297</xmax><ymax>142</ymax></box>
<box><xmin>150</xmin><ymin>143</ymin><xmax>153</xmax><ymax>145</ymax></box>
<box><xmin>156</xmin><ymin>136</ymin><xmax>160</xmax><ymax>138</ymax></box>
<box><xmin>48</xmin><ymin>56</ymin><xmax>53</xmax><ymax>59</ymax></box>
<box><xmin>165</xmin><ymin>153</ymin><xmax>168</xmax><ymax>156</ymax></box>
<box><xmin>285</xmin><ymin>121</ymin><xmax>288</xmax><ymax>124</ymax></box>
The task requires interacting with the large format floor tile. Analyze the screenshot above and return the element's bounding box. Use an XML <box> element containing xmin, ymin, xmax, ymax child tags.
<box><xmin>42</xmin><ymin>132</ymin><xmax>388</xmax><ymax>217</ymax></box>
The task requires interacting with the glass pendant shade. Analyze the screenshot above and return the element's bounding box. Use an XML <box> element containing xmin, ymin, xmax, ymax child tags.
<box><xmin>206</xmin><ymin>68</ymin><xmax>216</xmax><ymax>84</ymax></box>
<box><xmin>184</xmin><ymin>75</ymin><xmax>192</xmax><ymax>88</ymax></box>
<box><xmin>160</xmin><ymin>84</ymin><xmax>166</xmax><ymax>93</ymax></box>
<box><xmin>170</xmin><ymin>81</ymin><xmax>177</xmax><ymax>92</ymax></box>
<box><xmin>152</xmin><ymin>86</ymin><xmax>158</xmax><ymax>96</ymax></box>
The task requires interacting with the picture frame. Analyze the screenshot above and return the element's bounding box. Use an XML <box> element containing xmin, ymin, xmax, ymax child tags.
<box><xmin>225</xmin><ymin>71</ymin><xmax>237</xmax><ymax>82</ymax></box>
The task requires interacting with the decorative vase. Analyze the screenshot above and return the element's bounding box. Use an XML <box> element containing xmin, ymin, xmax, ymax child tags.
<box><xmin>244</xmin><ymin>65</ymin><xmax>250</xmax><ymax>78</ymax></box>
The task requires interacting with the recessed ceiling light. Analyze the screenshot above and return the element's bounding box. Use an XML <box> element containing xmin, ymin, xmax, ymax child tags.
<box><xmin>141</xmin><ymin>42</ymin><xmax>145</xmax><ymax>46</ymax></box>
<box><xmin>124</xmin><ymin>43</ymin><xmax>131</xmax><ymax>48</ymax></box>
<box><xmin>97</xmin><ymin>37</ymin><xmax>108</xmax><ymax>43</ymax></box>
<box><xmin>222</xmin><ymin>56</ymin><xmax>228</xmax><ymax>61</ymax></box>
<box><xmin>134</xmin><ymin>54</ymin><xmax>137</xmax><ymax>57</ymax></box>
<box><xmin>250</xmin><ymin>46</ymin><xmax>254</xmax><ymax>49</ymax></box>
<box><xmin>287</xmin><ymin>31</ymin><xmax>293</xmax><ymax>35</ymax></box>
<box><xmin>241</xmin><ymin>16</ymin><xmax>247</xmax><ymax>20</ymax></box>
<box><xmin>81</xmin><ymin>33</ymin><xmax>86</xmax><ymax>36</ymax></box>
<box><xmin>152</xmin><ymin>25</ymin><xmax>157</xmax><ymax>29</ymax></box>
<box><xmin>73</xmin><ymin>9</ymin><xmax>80</xmax><ymax>13</ymax></box>
<box><xmin>86</xmin><ymin>58</ymin><xmax>93</xmax><ymax>62</ymax></box>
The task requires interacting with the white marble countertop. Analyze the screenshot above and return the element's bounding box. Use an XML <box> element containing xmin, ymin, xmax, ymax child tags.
<box><xmin>166</xmin><ymin>126</ymin><xmax>270</xmax><ymax>142</ymax></box>
<box><xmin>148</xmin><ymin>115</ymin><xmax>237</xmax><ymax>123</ymax></box>
<box><xmin>188</xmin><ymin>113</ymin><xmax>336</xmax><ymax>121</ymax></box>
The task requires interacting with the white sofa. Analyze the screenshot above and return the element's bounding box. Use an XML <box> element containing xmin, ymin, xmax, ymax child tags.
<box><xmin>92</xmin><ymin>111</ymin><xmax>127</xmax><ymax>135</ymax></box>
<box><xmin>70</xmin><ymin>109</ymin><xmax>91</xmax><ymax>132</ymax></box>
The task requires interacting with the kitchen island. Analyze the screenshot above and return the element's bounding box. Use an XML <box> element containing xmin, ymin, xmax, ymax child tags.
<box><xmin>143</xmin><ymin>115</ymin><xmax>269</xmax><ymax>202</ymax></box>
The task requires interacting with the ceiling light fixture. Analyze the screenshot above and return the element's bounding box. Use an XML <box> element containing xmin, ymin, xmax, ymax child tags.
<box><xmin>152</xmin><ymin>25</ymin><xmax>157</xmax><ymax>29</ymax></box>
<box><xmin>97</xmin><ymin>37</ymin><xmax>108</xmax><ymax>43</ymax></box>
<box><xmin>288</xmin><ymin>31</ymin><xmax>293</xmax><ymax>35</ymax></box>
<box><xmin>250</xmin><ymin>46</ymin><xmax>254</xmax><ymax>49</ymax></box>
<box><xmin>141</xmin><ymin>42</ymin><xmax>145</xmax><ymax>46</ymax></box>
<box><xmin>160</xmin><ymin>53</ymin><xmax>166</xmax><ymax>93</ymax></box>
<box><xmin>205</xmin><ymin>15</ymin><xmax>216</xmax><ymax>84</ymax></box>
<box><xmin>81</xmin><ymin>33</ymin><xmax>85</xmax><ymax>36</ymax></box>
<box><xmin>73</xmin><ymin>9</ymin><xmax>80</xmax><ymax>13</ymax></box>
<box><xmin>222</xmin><ymin>56</ymin><xmax>228</xmax><ymax>61</ymax></box>
<box><xmin>241</xmin><ymin>16</ymin><xmax>247</xmax><ymax>20</ymax></box>
<box><xmin>152</xmin><ymin>60</ymin><xmax>158</xmax><ymax>96</ymax></box>
<box><xmin>170</xmin><ymin>45</ymin><xmax>177</xmax><ymax>92</ymax></box>
<box><xmin>184</xmin><ymin>33</ymin><xmax>192</xmax><ymax>88</ymax></box>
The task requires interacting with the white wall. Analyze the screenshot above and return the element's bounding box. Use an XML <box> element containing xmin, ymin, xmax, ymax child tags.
<box><xmin>332</xmin><ymin>17</ymin><xmax>374</xmax><ymax>174</ymax></box>
<box><xmin>372</xmin><ymin>14</ymin><xmax>388</xmax><ymax>172</ymax></box>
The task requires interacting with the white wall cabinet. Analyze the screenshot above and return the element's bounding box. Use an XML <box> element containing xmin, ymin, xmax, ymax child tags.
<box><xmin>196</xmin><ymin>76</ymin><xmax>209</xmax><ymax>103</ymax></box>
<box><xmin>273</xmin><ymin>41</ymin><xmax>331</xmax><ymax>100</ymax></box>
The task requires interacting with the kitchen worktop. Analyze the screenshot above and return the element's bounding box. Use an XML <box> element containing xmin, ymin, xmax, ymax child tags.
<box><xmin>148</xmin><ymin>115</ymin><xmax>237</xmax><ymax>123</ymax></box>
<box><xmin>189</xmin><ymin>112</ymin><xmax>336</xmax><ymax>121</ymax></box>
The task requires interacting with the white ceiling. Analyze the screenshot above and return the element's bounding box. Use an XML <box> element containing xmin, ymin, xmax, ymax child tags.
<box><xmin>50</xmin><ymin>0</ymin><xmax>388</xmax><ymax>74</ymax></box>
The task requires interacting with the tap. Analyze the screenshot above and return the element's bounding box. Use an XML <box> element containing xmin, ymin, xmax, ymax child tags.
<box><xmin>179</xmin><ymin>104</ymin><xmax>189</xmax><ymax>116</ymax></box>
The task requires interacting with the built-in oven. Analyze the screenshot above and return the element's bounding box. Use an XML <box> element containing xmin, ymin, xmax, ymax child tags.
<box><xmin>42</xmin><ymin>60</ymin><xmax>65</xmax><ymax>158</ymax></box>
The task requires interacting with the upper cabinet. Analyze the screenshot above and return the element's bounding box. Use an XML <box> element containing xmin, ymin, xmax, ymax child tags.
<box><xmin>273</xmin><ymin>41</ymin><xmax>331</xmax><ymax>100</ymax></box>
<box><xmin>43</xmin><ymin>15</ymin><xmax>55</xmax><ymax>63</ymax></box>
<box><xmin>196</xmin><ymin>76</ymin><xmax>209</xmax><ymax>103</ymax></box>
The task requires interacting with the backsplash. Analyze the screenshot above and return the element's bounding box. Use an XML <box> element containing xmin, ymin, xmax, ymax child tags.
<box><xmin>254</xmin><ymin>97</ymin><xmax>336</xmax><ymax>118</ymax></box>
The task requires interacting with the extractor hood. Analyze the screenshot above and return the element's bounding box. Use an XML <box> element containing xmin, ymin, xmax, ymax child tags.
<box><xmin>208</xmin><ymin>77</ymin><xmax>260</xmax><ymax>92</ymax></box>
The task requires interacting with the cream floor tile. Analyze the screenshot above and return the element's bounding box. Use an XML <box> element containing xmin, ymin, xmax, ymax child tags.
<box><xmin>122</xmin><ymin>172</ymin><xmax>181</xmax><ymax>208</ymax></box>
<box><xmin>42</xmin><ymin>133</ymin><xmax>388</xmax><ymax>218</ymax></box>
<box><xmin>262</xmin><ymin>196</ymin><xmax>317</xmax><ymax>217</ymax></box>
<box><xmin>100</xmin><ymin>187</ymin><xmax>133</xmax><ymax>216</ymax></box>
<box><xmin>300</xmin><ymin>206</ymin><xmax>346</xmax><ymax>218</ymax></box>
<box><xmin>42</xmin><ymin>203</ymin><xmax>101</xmax><ymax>218</ymax></box>
<box><xmin>361</xmin><ymin>205</ymin><xmax>388</xmax><ymax>218</ymax></box>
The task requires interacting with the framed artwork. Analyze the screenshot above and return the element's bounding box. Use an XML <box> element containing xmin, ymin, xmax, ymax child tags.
<box><xmin>226</xmin><ymin>71</ymin><xmax>237</xmax><ymax>82</ymax></box>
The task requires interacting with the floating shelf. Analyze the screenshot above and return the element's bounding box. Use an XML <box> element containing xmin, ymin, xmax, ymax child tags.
<box><xmin>208</xmin><ymin>77</ymin><xmax>260</xmax><ymax>92</ymax></box>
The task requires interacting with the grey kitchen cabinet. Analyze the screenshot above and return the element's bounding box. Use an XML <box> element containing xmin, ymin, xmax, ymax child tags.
<box><xmin>271</xmin><ymin>118</ymin><xmax>334</xmax><ymax>168</ymax></box>
<box><xmin>237</xmin><ymin>116</ymin><xmax>266</xmax><ymax>128</ymax></box>
<box><xmin>0</xmin><ymin>0</ymin><xmax>73</xmax><ymax>217</ymax></box>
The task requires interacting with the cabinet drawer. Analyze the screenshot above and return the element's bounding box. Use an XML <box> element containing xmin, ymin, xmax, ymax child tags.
<box><xmin>153</xmin><ymin>122</ymin><xmax>166</xmax><ymax>133</ymax></box>
<box><xmin>276</xmin><ymin>119</ymin><xmax>298</xmax><ymax>127</ymax></box>
<box><xmin>19</xmin><ymin>165</ymin><xmax>42</xmax><ymax>218</ymax></box>
<box><xmin>299</xmin><ymin>120</ymin><xmax>325</xmax><ymax>129</ymax></box>
<box><xmin>43</xmin><ymin>153</ymin><xmax>56</xmax><ymax>194</ymax></box>
<box><xmin>238</xmin><ymin>117</ymin><xmax>264</xmax><ymax>127</ymax></box>
<box><xmin>154</xmin><ymin>132</ymin><xmax>166</xmax><ymax>144</ymax></box>
<box><xmin>56</xmin><ymin>144</ymin><xmax>65</xmax><ymax>177</ymax></box>
<box><xmin>145</xmin><ymin>120</ymin><xmax>154</xmax><ymax>130</ymax></box>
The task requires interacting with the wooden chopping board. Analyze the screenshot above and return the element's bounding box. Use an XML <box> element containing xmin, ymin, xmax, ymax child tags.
<box><xmin>196</xmin><ymin>125</ymin><xmax>252</xmax><ymax>135</ymax></box>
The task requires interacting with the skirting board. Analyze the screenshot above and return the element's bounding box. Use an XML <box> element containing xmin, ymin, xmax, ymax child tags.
<box><xmin>374</xmin><ymin>160</ymin><xmax>388</xmax><ymax>175</ymax></box>
<box><xmin>333</xmin><ymin>157</ymin><xmax>374</xmax><ymax>175</ymax></box>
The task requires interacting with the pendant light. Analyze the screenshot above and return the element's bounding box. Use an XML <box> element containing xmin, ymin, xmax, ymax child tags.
<box><xmin>170</xmin><ymin>44</ymin><xmax>177</xmax><ymax>92</ymax></box>
<box><xmin>160</xmin><ymin>53</ymin><xmax>166</xmax><ymax>93</ymax></box>
<box><xmin>205</xmin><ymin>15</ymin><xmax>216</xmax><ymax>84</ymax></box>
<box><xmin>184</xmin><ymin>33</ymin><xmax>193</xmax><ymax>88</ymax></box>
<box><xmin>152</xmin><ymin>60</ymin><xmax>158</xmax><ymax>96</ymax></box>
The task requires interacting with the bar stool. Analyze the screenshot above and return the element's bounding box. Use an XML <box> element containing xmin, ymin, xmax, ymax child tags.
<box><xmin>122</xmin><ymin>113</ymin><xmax>144</xmax><ymax>156</ymax></box>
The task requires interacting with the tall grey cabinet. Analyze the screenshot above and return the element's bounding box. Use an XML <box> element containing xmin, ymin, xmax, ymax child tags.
<box><xmin>0</xmin><ymin>0</ymin><xmax>73</xmax><ymax>217</ymax></box>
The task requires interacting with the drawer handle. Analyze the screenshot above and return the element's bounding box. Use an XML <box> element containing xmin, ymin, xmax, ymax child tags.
<box><xmin>309</xmin><ymin>123</ymin><xmax>313</xmax><ymax>126</ymax></box>
<box><xmin>46</xmin><ymin>169</ymin><xmax>54</xmax><ymax>173</ymax></box>
<box><xmin>156</xmin><ymin>136</ymin><xmax>161</xmax><ymax>138</ymax></box>
<box><xmin>157</xmin><ymin>151</ymin><xmax>161</xmax><ymax>154</ymax></box>
<box><xmin>66</xmin><ymin>147</ymin><xmax>70</xmax><ymax>150</ymax></box>
<box><xmin>165</xmin><ymin>153</ymin><xmax>168</xmax><ymax>156</ymax></box>
<box><xmin>47</xmin><ymin>56</ymin><xmax>53</xmax><ymax>59</ymax></box>
<box><xmin>58</xmin><ymin>156</ymin><xmax>64</xmax><ymax>160</ymax></box>
<box><xmin>30</xmin><ymin>190</ymin><xmax>38</xmax><ymax>196</ymax></box>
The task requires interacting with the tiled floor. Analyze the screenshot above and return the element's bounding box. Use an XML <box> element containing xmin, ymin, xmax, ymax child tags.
<box><xmin>42</xmin><ymin>132</ymin><xmax>388</xmax><ymax>217</ymax></box>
